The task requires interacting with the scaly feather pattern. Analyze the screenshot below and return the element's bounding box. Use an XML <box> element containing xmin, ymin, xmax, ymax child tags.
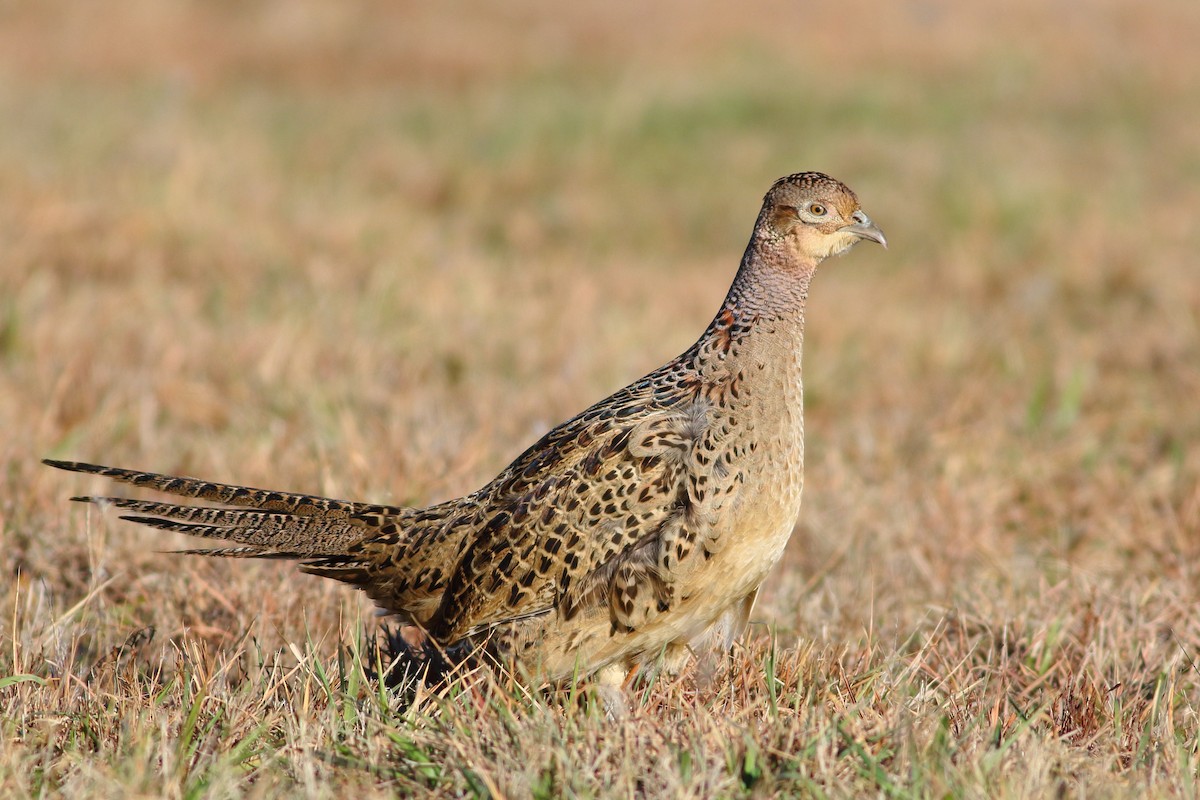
<box><xmin>46</xmin><ymin>172</ymin><xmax>886</xmax><ymax>699</ymax></box>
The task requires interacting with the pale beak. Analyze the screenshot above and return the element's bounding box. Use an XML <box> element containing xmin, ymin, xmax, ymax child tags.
<box><xmin>842</xmin><ymin>211</ymin><xmax>887</xmax><ymax>249</ymax></box>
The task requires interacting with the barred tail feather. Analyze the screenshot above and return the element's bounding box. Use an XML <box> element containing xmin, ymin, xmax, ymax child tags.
<box><xmin>43</xmin><ymin>459</ymin><xmax>397</xmax><ymax>517</ymax></box>
<box><xmin>44</xmin><ymin>457</ymin><xmax>452</xmax><ymax>624</ymax></box>
<box><xmin>45</xmin><ymin>459</ymin><xmax>403</xmax><ymax>559</ymax></box>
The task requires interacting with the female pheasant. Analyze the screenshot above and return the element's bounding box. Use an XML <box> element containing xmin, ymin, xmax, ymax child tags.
<box><xmin>47</xmin><ymin>172</ymin><xmax>885</xmax><ymax>704</ymax></box>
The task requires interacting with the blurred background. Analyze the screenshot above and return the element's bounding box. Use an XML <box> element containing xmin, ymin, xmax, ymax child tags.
<box><xmin>2</xmin><ymin>0</ymin><xmax>1198</xmax><ymax>696</ymax></box>
<box><xmin>2</xmin><ymin>1</ymin><xmax>1200</xmax><ymax>794</ymax></box>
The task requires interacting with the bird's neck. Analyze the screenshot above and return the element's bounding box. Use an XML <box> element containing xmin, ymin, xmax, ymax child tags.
<box><xmin>718</xmin><ymin>232</ymin><xmax>815</xmax><ymax>330</ymax></box>
<box><xmin>686</xmin><ymin>232</ymin><xmax>815</xmax><ymax>407</ymax></box>
<box><xmin>690</xmin><ymin>232</ymin><xmax>812</xmax><ymax>464</ymax></box>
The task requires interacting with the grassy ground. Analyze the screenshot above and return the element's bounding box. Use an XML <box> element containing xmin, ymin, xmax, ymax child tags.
<box><xmin>3</xmin><ymin>0</ymin><xmax>1200</xmax><ymax>796</ymax></box>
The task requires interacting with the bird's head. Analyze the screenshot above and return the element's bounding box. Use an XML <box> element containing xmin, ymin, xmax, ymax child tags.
<box><xmin>758</xmin><ymin>172</ymin><xmax>886</xmax><ymax>265</ymax></box>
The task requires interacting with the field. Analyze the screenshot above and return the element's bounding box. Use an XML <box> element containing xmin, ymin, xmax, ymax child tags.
<box><xmin>2</xmin><ymin>1</ymin><xmax>1200</xmax><ymax>796</ymax></box>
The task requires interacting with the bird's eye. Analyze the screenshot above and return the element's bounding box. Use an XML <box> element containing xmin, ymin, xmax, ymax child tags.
<box><xmin>808</xmin><ymin>203</ymin><xmax>827</xmax><ymax>217</ymax></box>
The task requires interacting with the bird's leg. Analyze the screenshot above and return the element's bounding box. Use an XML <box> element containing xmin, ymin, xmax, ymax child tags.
<box><xmin>724</xmin><ymin>586</ymin><xmax>761</xmax><ymax>645</ymax></box>
<box><xmin>594</xmin><ymin>663</ymin><xmax>630</xmax><ymax>719</ymax></box>
<box><xmin>686</xmin><ymin>587</ymin><xmax>762</xmax><ymax>690</ymax></box>
<box><xmin>622</xmin><ymin>663</ymin><xmax>640</xmax><ymax>688</ymax></box>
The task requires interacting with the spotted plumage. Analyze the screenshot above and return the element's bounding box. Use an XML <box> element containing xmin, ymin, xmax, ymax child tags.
<box><xmin>46</xmin><ymin>172</ymin><xmax>885</xmax><ymax>703</ymax></box>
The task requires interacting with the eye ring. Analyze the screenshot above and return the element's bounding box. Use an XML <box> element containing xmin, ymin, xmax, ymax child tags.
<box><xmin>808</xmin><ymin>203</ymin><xmax>827</xmax><ymax>217</ymax></box>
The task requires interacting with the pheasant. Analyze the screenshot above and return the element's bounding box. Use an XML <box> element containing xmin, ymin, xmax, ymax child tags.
<box><xmin>46</xmin><ymin>172</ymin><xmax>885</xmax><ymax>703</ymax></box>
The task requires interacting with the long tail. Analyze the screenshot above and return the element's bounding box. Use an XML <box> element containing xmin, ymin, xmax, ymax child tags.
<box><xmin>46</xmin><ymin>459</ymin><xmax>487</xmax><ymax>686</ymax></box>
<box><xmin>43</xmin><ymin>459</ymin><xmax>402</xmax><ymax>560</ymax></box>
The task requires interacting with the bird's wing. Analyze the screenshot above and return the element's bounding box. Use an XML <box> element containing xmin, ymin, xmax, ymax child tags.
<box><xmin>424</xmin><ymin>359</ymin><xmax>744</xmax><ymax>642</ymax></box>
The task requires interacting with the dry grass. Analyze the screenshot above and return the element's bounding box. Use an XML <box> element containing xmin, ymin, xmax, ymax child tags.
<box><xmin>3</xmin><ymin>1</ymin><xmax>1200</xmax><ymax>796</ymax></box>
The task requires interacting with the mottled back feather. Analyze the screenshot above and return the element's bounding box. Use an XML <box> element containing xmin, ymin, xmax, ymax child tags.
<box><xmin>44</xmin><ymin>171</ymin><xmax>885</xmax><ymax>686</ymax></box>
